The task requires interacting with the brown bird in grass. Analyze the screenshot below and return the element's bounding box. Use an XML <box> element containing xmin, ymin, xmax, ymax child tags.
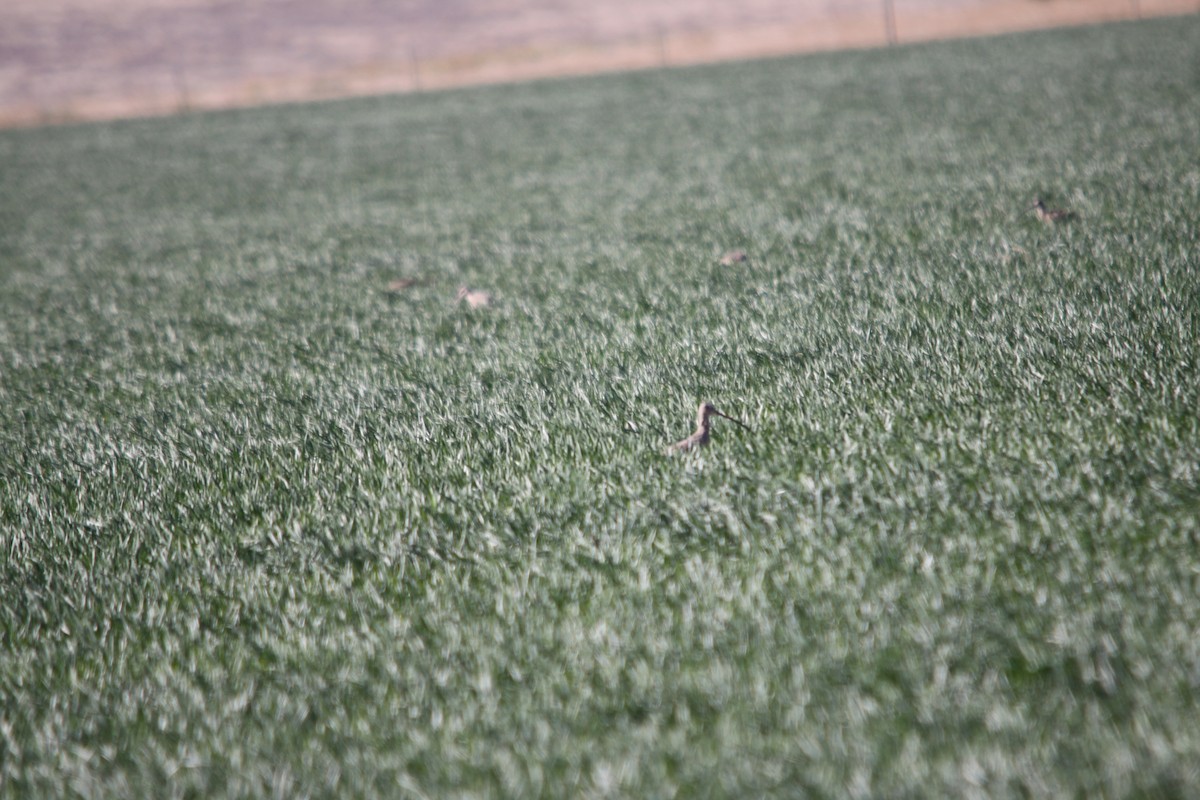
<box><xmin>719</xmin><ymin>249</ymin><xmax>749</xmax><ymax>266</ymax></box>
<box><xmin>1032</xmin><ymin>198</ymin><xmax>1075</xmax><ymax>224</ymax></box>
<box><xmin>666</xmin><ymin>401</ymin><xmax>751</xmax><ymax>454</ymax></box>
<box><xmin>456</xmin><ymin>285</ymin><xmax>493</xmax><ymax>308</ymax></box>
<box><xmin>384</xmin><ymin>277</ymin><xmax>420</xmax><ymax>293</ymax></box>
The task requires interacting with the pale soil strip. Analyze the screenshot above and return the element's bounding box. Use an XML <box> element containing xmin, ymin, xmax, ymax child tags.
<box><xmin>1</xmin><ymin>0</ymin><xmax>1194</xmax><ymax>128</ymax></box>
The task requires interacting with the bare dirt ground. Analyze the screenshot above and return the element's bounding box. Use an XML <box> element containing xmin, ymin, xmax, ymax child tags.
<box><xmin>1</xmin><ymin>0</ymin><xmax>1195</xmax><ymax>128</ymax></box>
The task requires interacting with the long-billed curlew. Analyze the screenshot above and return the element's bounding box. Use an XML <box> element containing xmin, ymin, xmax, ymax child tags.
<box><xmin>1032</xmin><ymin>198</ymin><xmax>1075</xmax><ymax>224</ymax></box>
<box><xmin>719</xmin><ymin>249</ymin><xmax>748</xmax><ymax>266</ymax></box>
<box><xmin>456</xmin><ymin>285</ymin><xmax>493</xmax><ymax>308</ymax></box>
<box><xmin>666</xmin><ymin>401</ymin><xmax>750</xmax><ymax>454</ymax></box>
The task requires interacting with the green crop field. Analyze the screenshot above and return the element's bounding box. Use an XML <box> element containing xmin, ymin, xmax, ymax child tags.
<box><xmin>2</xmin><ymin>14</ymin><xmax>1199</xmax><ymax>799</ymax></box>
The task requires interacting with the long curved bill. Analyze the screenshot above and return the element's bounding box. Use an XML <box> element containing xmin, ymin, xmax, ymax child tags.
<box><xmin>712</xmin><ymin>409</ymin><xmax>751</xmax><ymax>431</ymax></box>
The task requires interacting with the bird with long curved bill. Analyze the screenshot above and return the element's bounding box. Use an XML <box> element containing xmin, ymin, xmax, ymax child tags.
<box><xmin>666</xmin><ymin>401</ymin><xmax>750</xmax><ymax>454</ymax></box>
<box><xmin>1032</xmin><ymin>198</ymin><xmax>1075</xmax><ymax>223</ymax></box>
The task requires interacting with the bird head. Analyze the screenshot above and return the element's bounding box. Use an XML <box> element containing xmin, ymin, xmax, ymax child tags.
<box><xmin>697</xmin><ymin>401</ymin><xmax>749</xmax><ymax>430</ymax></box>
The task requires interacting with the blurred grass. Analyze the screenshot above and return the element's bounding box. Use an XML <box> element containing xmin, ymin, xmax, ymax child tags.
<box><xmin>2</xmin><ymin>15</ymin><xmax>1200</xmax><ymax>799</ymax></box>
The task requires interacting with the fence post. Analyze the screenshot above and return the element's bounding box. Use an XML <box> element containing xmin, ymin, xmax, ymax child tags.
<box><xmin>883</xmin><ymin>0</ymin><xmax>898</xmax><ymax>45</ymax></box>
<box><xmin>173</xmin><ymin>64</ymin><xmax>190</xmax><ymax>112</ymax></box>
